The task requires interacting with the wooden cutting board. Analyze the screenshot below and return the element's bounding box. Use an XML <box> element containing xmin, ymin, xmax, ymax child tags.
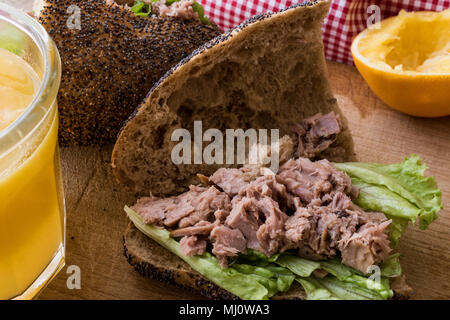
<box><xmin>38</xmin><ymin>61</ymin><xmax>450</xmax><ymax>300</ymax></box>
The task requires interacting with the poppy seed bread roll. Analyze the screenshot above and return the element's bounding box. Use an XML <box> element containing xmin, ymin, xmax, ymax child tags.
<box><xmin>36</xmin><ymin>0</ymin><xmax>220</xmax><ymax>145</ymax></box>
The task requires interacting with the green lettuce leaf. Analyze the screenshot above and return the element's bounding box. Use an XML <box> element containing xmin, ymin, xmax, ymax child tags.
<box><xmin>334</xmin><ymin>155</ymin><xmax>442</xmax><ymax>230</ymax></box>
<box><xmin>308</xmin><ymin>276</ymin><xmax>385</xmax><ymax>300</ymax></box>
<box><xmin>319</xmin><ymin>258</ymin><xmax>360</xmax><ymax>278</ymax></box>
<box><xmin>380</xmin><ymin>253</ymin><xmax>402</xmax><ymax>277</ymax></box>
<box><xmin>126</xmin><ymin>206</ymin><xmax>275</xmax><ymax>300</ymax></box>
<box><xmin>264</xmin><ymin>265</ymin><xmax>297</xmax><ymax>292</ymax></box>
<box><xmin>296</xmin><ymin>277</ymin><xmax>340</xmax><ymax>300</ymax></box>
<box><xmin>237</xmin><ymin>249</ymin><xmax>279</xmax><ymax>263</ymax></box>
<box><xmin>388</xmin><ymin>217</ymin><xmax>410</xmax><ymax>247</ymax></box>
<box><xmin>131</xmin><ymin>1</ymin><xmax>152</xmax><ymax>17</ymax></box>
<box><xmin>278</xmin><ymin>256</ymin><xmax>393</xmax><ymax>300</ymax></box>
<box><xmin>132</xmin><ymin>0</ymin><xmax>211</xmax><ymax>24</ymax></box>
<box><xmin>232</xmin><ymin>263</ymin><xmax>295</xmax><ymax>297</ymax></box>
<box><xmin>192</xmin><ymin>1</ymin><xmax>212</xmax><ymax>25</ymax></box>
<box><xmin>127</xmin><ymin>205</ymin><xmax>399</xmax><ymax>300</ymax></box>
<box><xmin>275</xmin><ymin>254</ymin><xmax>320</xmax><ymax>277</ymax></box>
<box><xmin>295</xmin><ymin>275</ymin><xmax>386</xmax><ymax>300</ymax></box>
<box><xmin>350</xmin><ymin>178</ymin><xmax>422</xmax><ymax>221</ymax></box>
<box><xmin>320</xmin><ymin>258</ymin><xmax>392</xmax><ymax>298</ymax></box>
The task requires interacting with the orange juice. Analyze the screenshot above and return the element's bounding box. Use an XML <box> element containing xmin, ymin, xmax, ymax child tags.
<box><xmin>0</xmin><ymin>49</ymin><xmax>39</xmax><ymax>131</ymax></box>
<box><xmin>0</xmin><ymin>48</ymin><xmax>64</xmax><ymax>299</ymax></box>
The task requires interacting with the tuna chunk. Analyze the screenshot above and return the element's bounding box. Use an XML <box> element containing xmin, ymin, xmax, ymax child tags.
<box><xmin>329</xmin><ymin>192</ymin><xmax>353</xmax><ymax>211</ymax></box>
<box><xmin>226</xmin><ymin>195</ymin><xmax>288</xmax><ymax>256</ymax></box>
<box><xmin>210</xmin><ymin>226</ymin><xmax>247</xmax><ymax>267</ymax></box>
<box><xmin>255</xmin><ymin>197</ymin><xmax>289</xmax><ymax>255</ymax></box>
<box><xmin>293</xmin><ymin>112</ymin><xmax>341</xmax><ymax>158</ymax></box>
<box><xmin>210</xmin><ymin>168</ymin><xmax>249</xmax><ymax>197</ymax></box>
<box><xmin>285</xmin><ymin>203</ymin><xmax>391</xmax><ymax>273</ymax></box>
<box><xmin>354</xmin><ymin>207</ymin><xmax>389</xmax><ymax>225</ymax></box>
<box><xmin>180</xmin><ymin>235</ymin><xmax>207</xmax><ymax>256</ymax></box>
<box><xmin>132</xmin><ymin>143</ymin><xmax>392</xmax><ymax>272</ymax></box>
<box><xmin>132</xmin><ymin>196</ymin><xmax>175</xmax><ymax>225</ymax></box>
<box><xmin>163</xmin><ymin>191</ymin><xmax>197</xmax><ymax>227</ymax></box>
<box><xmin>241</xmin><ymin>175</ymin><xmax>296</xmax><ymax>213</ymax></box>
<box><xmin>278</xmin><ymin>157</ymin><xmax>355</xmax><ymax>207</ymax></box>
<box><xmin>170</xmin><ymin>221</ymin><xmax>214</xmax><ymax>238</ymax></box>
<box><xmin>214</xmin><ymin>209</ymin><xmax>230</xmax><ymax>223</ymax></box>
<box><xmin>341</xmin><ymin>220</ymin><xmax>391</xmax><ymax>273</ymax></box>
<box><xmin>225</xmin><ymin>197</ymin><xmax>262</xmax><ymax>251</ymax></box>
<box><xmin>178</xmin><ymin>186</ymin><xmax>232</xmax><ymax>228</ymax></box>
<box><xmin>133</xmin><ymin>185</ymin><xmax>231</xmax><ymax>228</ymax></box>
<box><xmin>285</xmin><ymin>206</ymin><xmax>359</xmax><ymax>259</ymax></box>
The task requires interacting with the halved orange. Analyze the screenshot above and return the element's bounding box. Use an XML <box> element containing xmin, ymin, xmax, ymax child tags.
<box><xmin>351</xmin><ymin>9</ymin><xmax>450</xmax><ymax>118</ymax></box>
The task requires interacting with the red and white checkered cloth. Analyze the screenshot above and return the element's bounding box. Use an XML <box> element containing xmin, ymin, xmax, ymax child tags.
<box><xmin>197</xmin><ymin>0</ymin><xmax>450</xmax><ymax>64</ymax></box>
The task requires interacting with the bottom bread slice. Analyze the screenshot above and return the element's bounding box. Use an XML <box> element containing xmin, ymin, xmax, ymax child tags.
<box><xmin>123</xmin><ymin>222</ymin><xmax>411</xmax><ymax>300</ymax></box>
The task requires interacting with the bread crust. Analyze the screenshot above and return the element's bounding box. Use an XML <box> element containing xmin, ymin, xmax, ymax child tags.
<box><xmin>123</xmin><ymin>222</ymin><xmax>239</xmax><ymax>300</ymax></box>
<box><xmin>112</xmin><ymin>0</ymin><xmax>356</xmax><ymax>197</ymax></box>
<box><xmin>37</xmin><ymin>0</ymin><xmax>221</xmax><ymax>145</ymax></box>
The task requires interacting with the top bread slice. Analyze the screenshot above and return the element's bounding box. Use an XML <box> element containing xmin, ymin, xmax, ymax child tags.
<box><xmin>36</xmin><ymin>0</ymin><xmax>221</xmax><ymax>145</ymax></box>
<box><xmin>112</xmin><ymin>0</ymin><xmax>356</xmax><ymax>197</ymax></box>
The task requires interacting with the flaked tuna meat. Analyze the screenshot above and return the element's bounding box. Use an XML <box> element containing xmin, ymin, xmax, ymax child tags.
<box><xmin>226</xmin><ymin>195</ymin><xmax>288</xmax><ymax>256</ymax></box>
<box><xmin>308</xmin><ymin>112</ymin><xmax>340</xmax><ymax>141</ymax></box>
<box><xmin>330</xmin><ymin>191</ymin><xmax>353</xmax><ymax>211</ymax></box>
<box><xmin>293</xmin><ymin>112</ymin><xmax>341</xmax><ymax>158</ymax></box>
<box><xmin>214</xmin><ymin>209</ymin><xmax>230</xmax><ymax>223</ymax></box>
<box><xmin>285</xmin><ymin>204</ymin><xmax>391</xmax><ymax>273</ymax></box>
<box><xmin>225</xmin><ymin>197</ymin><xmax>262</xmax><ymax>251</ymax></box>
<box><xmin>209</xmin><ymin>164</ymin><xmax>274</xmax><ymax>198</ymax></box>
<box><xmin>255</xmin><ymin>197</ymin><xmax>289</xmax><ymax>255</ymax></box>
<box><xmin>240</xmin><ymin>175</ymin><xmax>296</xmax><ymax>213</ymax></box>
<box><xmin>131</xmin><ymin>118</ymin><xmax>392</xmax><ymax>272</ymax></box>
<box><xmin>170</xmin><ymin>221</ymin><xmax>214</xmax><ymax>238</ymax></box>
<box><xmin>132</xmin><ymin>154</ymin><xmax>391</xmax><ymax>272</ymax></box>
<box><xmin>210</xmin><ymin>226</ymin><xmax>247</xmax><ymax>267</ymax></box>
<box><xmin>296</xmin><ymin>245</ymin><xmax>329</xmax><ymax>261</ymax></box>
<box><xmin>340</xmin><ymin>220</ymin><xmax>391</xmax><ymax>273</ymax></box>
<box><xmin>285</xmin><ymin>206</ymin><xmax>359</xmax><ymax>259</ymax></box>
<box><xmin>180</xmin><ymin>235</ymin><xmax>207</xmax><ymax>256</ymax></box>
<box><xmin>178</xmin><ymin>186</ymin><xmax>232</xmax><ymax>228</ymax></box>
<box><xmin>152</xmin><ymin>0</ymin><xmax>199</xmax><ymax>20</ymax></box>
<box><xmin>163</xmin><ymin>190</ymin><xmax>198</xmax><ymax>227</ymax></box>
<box><xmin>278</xmin><ymin>158</ymin><xmax>355</xmax><ymax>207</ymax></box>
<box><xmin>354</xmin><ymin>206</ymin><xmax>389</xmax><ymax>225</ymax></box>
<box><xmin>209</xmin><ymin>168</ymin><xmax>249</xmax><ymax>197</ymax></box>
<box><xmin>133</xmin><ymin>185</ymin><xmax>231</xmax><ymax>228</ymax></box>
<box><xmin>132</xmin><ymin>196</ymin><xmax>175</xmax><ymax>225</ymax></box>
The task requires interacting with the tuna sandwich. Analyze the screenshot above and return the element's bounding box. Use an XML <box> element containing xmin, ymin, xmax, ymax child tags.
<box><xmin>112</xmin><ymin>1</ymin><xmax>442</xmax><ymax>300</ymax></box>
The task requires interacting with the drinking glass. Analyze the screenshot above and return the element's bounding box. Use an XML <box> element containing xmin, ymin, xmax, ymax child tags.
<box><xmin>0</xmin><ymin>2</ymin><xmax>65</xmax><ymax>300</ymax></box>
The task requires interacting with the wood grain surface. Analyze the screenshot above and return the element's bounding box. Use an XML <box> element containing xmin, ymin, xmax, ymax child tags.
<box><xmin>37</xmin><ymin>61</ymin><xmax>450</xmax><ymax>300</ymax></box>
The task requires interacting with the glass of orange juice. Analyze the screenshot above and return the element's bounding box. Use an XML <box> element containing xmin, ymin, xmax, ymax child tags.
<box><xmin>0</xmin><ymin>3</ymin><xmax>64</xmax><ymax>299</ymax></box>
